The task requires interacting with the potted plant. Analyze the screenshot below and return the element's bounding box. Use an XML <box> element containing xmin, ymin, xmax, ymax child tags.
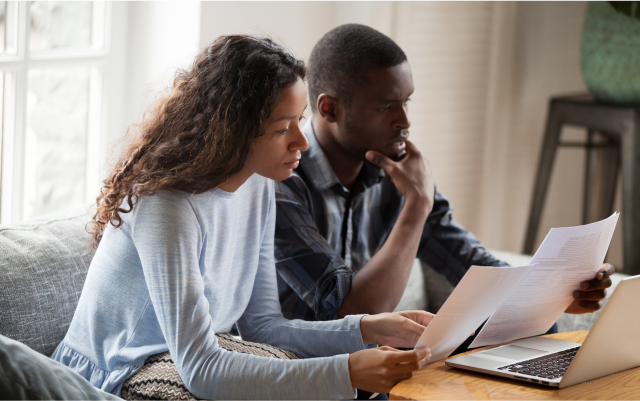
<box><xmin>581</xmin><ymin>1</ymin><xmax>640</xmax><ymax>104</ymax></box>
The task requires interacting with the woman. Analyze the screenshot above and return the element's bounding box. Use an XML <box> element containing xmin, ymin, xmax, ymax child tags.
<box><xmin>52</xmin><ymin>35</ymin><xmax>433</xmax><ymax>399</ymax></box>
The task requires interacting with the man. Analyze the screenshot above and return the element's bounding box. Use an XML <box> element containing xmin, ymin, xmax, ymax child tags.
<box><xmin>274</xmin><ymin>24</ymin><xmax>613</xmax><ymax>327</ymax></box>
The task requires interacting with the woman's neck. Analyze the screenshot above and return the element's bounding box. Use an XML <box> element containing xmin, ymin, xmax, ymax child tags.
<box><xmin>218</xmin><ymin>169</ymin><xmax>253</xmax><ymax>192</ymax></box>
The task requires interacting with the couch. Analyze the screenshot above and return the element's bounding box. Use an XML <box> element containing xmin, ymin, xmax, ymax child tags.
<box><xmin>0</xmin><ymin>206</ymin><xmax>627</xmax><ymax>358</ymax></box>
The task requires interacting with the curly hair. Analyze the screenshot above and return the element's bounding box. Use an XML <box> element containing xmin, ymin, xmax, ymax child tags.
<box><xmin>88</xmin><ymin>35</ymin><xmax>305</xmax><ymax>248</ymax></box>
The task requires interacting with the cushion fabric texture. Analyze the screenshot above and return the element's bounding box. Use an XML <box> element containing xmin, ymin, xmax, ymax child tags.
<box><xmin>0</xmin><ymin>207</ymin><xmax>94</xmax><ymax>356</ymax></box>
<box><xmin>0</xmin><ymin>334</ymin><xmax>121</xmax><ymax>400</ymax></box>
<box><xmin>120</xmin><ymin>333</ymin><xmax>302</xmax><ymax>401</ymax></box>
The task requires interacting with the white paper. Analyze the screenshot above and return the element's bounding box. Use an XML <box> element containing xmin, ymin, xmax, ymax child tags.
<box><xmin>470</xmin><ymin>212</ymin><xmax>619</xmax><ymax>348</ymax></box>
<box><xmin>414</xmin><ymin>264</ymin><xmax>535</xmax><ymax>362</ymax></box>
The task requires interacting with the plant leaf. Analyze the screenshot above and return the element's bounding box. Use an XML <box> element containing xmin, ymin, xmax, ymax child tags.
<box><xmin>609</xmin><ymin>1</ymin><xmax>640</xmax><ymax>21</ymax></box>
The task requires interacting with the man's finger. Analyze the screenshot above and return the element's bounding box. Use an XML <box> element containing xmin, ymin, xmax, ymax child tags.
<box><xmin>366</xmin><ymin>150</ymin><xmax>394</xmax><ymax>172</ymax></box>
<box><xmin>580</xmin><ymin>276</ymin><xmax>612</xmax><ymax>291</ymax></box>
<box><xmin>597</xmin><ymin>263</ymin><xmax>615</xmax><ymax>280</ymax></box>
<box><xmin>578</xmin><ymin>300</ymin><xmax>604</xmax><ymax>311</ymax></box>
<box><xmin>403</xmin><ymin>140</ymin><xmax>419</xmax><ymax>154</ymax></box>
<box><xmin>573</xmin><ymin>289</ymin><xmax>607</xmax><ymax>301</ymax></box>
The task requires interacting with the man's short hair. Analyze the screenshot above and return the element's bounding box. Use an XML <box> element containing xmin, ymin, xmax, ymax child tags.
<box><xmin>307</xmin><ymin>23</ymin><xmax>407</xmax><ymax>112</ymax></box>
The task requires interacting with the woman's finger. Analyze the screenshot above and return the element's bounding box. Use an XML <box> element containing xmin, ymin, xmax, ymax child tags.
<box><xmin>396</xmin><ymin>353</ymin><xmax>431</xmax><ymax>373</ymax></box>
<box><xmin>401</xmin><ymin>316</ymin><xmax>428</xmax><ymax>337</ymax></box>
<box><xmin>400</xmin><ymin>310</ymin><xmax>435</xmax><ymax>327</ymax></box>
<box><xmin>386</xmin><ymin>348</ymin><xmax>430</xmax><ymax>364</ymax></box>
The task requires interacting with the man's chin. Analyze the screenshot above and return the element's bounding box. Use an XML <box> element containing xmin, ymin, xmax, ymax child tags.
<box><xmin>377</xmin><ymin>150</ymin><xmax>406</xmax><ymax>161</ymax></box>
<box><xmin>362</xmin><ymin>149</ymin><xmax>401</xmax><ymax>164</ymax></box>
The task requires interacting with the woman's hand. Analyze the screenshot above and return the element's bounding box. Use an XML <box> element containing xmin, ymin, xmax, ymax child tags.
<box><xmin>349</xmin><ymin>346</ymin><xmax>431</xmax><ymax>394</ymax></box>
<box><xmin>360</xmin><ymin>310</ymin><xmax>434</xmax><ymax>348</ymax></box>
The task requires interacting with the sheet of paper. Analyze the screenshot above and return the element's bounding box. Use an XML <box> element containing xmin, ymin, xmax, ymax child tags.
<box><xmin>414</xmin><ymin>264</ymin><xmax>535</xmax><ymax>363</ymax></box>
<box><xmin>470</xmin><ymin>213</ymin><xmax>619</xmax><ymax>348</ymax></box>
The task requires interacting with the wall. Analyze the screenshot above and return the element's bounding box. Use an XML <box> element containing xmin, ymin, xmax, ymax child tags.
<box><xmin>394</xmin><ymin>1</ymin><xmax>495</xmax><ymax>232</ymax></box>
<box><xmin>116</xmin><ymin>1</ymin><xmax>623</xmax><ymax>267</ymax></box>
<box><xmin>199</xmin><ymin>2</ymin><xmax>396</xmax><ymax>58</ymax></box>
<box><xmin>115</xmin><ymin>2</ymin><xmax>201</xmax><ymax>143</ymax></box>
<box><xmin>484</xmin><ymin>2</ymin><xmax>621</xmax><ymax>267</ymax></box>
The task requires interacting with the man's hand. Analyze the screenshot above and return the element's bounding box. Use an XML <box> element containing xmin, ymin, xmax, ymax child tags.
<box><xmin>349</xmin><ymin>346</ymin><xmax>431</xmax><ymax>394</ymax></box>
<box><xmin>360</xmin><ymin>310</ymin><xmax>435</xmax><ymax>348</ymax></box>
<box><xmin>565</xmin><ymin>263</ymin><xmax>615</xmax><ymax>314</ymax></box>
<box><xmin>365</xmin><ymin>141</ymin><xmax>435</xmax><ymax>211</ymax></box>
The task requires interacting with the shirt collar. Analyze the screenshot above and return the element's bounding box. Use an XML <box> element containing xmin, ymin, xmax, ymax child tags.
<box><xmin>301</xmin><ymin>119</ymin><xmax>386</xmax><ymax>192</ymax></box>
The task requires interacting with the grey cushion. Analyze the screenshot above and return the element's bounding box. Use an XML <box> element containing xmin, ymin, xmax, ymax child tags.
<box><xmin>394</xmin><ymin>259</ymin><xmax>428</xmax><ymax>312</ymax></box>
<box><xmin>0</xmin><ymin>207</ymin><xmax>94</xmax><ymax>356</ymax></box>
<box><xmin>0</xmin><ymin>334</ymin><xmax>122</xmax><ymax>400</ymax></box>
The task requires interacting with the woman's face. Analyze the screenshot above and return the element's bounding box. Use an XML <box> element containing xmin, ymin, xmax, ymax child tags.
<box><xmin>246</xmin><ymin>78</ymin><xmax>309</xmax><ymax>181</ymax></box>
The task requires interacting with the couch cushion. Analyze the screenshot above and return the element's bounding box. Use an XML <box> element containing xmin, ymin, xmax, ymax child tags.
<box><xmin>0</xmin><ymin>207</ymin><xmax>94</xmax><ymax>356</ymax></box>
<box><xmin>394</xmin><ymin>259</ymin><xmax>428</xmax><ymax>312</ymax></box>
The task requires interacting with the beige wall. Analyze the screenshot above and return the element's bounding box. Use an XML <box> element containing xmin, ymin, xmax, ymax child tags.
<box><xmin>119</xmin><ymin>1</ymin><xmax>623</xmax><ymax>267</ymax></box>
<box><xmin>198</xmin><ymin>2</ymin><xmax>396</xmax><ymax>83</ymax></box>
<box><xmin>496</xmin><ymin>2</ymin><xmax>621</xmax><ymax>267</ymax></box>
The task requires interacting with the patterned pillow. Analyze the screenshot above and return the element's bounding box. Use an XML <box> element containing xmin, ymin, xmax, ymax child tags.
<box><xmin>120</xmin><ymin>333</ymin><xmax>301</xmax><ymax>400</ymax></box>
<box><xmin>0</xmin><ymin>207</ymin><xmax>94</xmax><ymax>357</ymax></box>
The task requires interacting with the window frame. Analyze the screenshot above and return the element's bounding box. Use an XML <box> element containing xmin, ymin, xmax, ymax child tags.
<box><xmin>0</xmin><ymin>1</ymin><xmax>112</xmax><ymax>224</ymax></box>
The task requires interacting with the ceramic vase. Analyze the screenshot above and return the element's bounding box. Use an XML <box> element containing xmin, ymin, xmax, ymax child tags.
<box><xmin>581</xmin><ymin>1</ymin><xmax>640</xmax><ymax>104</ymax></box>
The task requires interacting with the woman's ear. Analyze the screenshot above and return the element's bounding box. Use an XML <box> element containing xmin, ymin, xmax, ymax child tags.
<box><xmin>316</xmin><ymin>93</ymin><xmax>340</xmax><ymax>123</ymax></box>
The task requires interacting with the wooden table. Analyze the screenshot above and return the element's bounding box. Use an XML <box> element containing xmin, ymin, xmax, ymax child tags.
<box><xmin>390</xmin><ymin>331</ymin><xmax>640</xmax><ymax>400</ymax></box>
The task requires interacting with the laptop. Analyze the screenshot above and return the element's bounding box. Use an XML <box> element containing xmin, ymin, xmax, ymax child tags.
<box><xmin>445</xmin><ymin>274</ymin><xmax>640</xmax><ymax>388</ymax></box>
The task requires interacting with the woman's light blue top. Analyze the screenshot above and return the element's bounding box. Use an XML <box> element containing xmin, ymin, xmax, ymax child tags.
<box><xmin>52</xmin><ymin>175</ymin><xmax>366</xmax><ymax>399</ymax></box>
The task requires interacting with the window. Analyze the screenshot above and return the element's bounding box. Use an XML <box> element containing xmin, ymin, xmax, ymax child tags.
<box><xmin>0</xmin><ymin>1</ymin><xmax>111</xmax><ymax>223</ymax></box>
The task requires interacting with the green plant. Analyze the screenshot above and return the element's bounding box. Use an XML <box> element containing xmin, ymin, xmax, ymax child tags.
<box><xmin>608</xmin><ymin>1</ymin><xmax>640</xmax><ymax>20</ymax></box>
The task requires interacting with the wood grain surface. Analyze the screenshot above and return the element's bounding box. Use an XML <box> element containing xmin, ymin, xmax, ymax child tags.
<box><xmin>390</xmin><ymin>331</ymin><xmax>640</xmax><ymax>400</ymax></box>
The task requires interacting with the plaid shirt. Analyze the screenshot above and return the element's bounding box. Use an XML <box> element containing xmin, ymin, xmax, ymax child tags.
<box><xmin>274</xmin><ymin>120</ymin><xmax>507</xmax><ymax>321</ymax></box>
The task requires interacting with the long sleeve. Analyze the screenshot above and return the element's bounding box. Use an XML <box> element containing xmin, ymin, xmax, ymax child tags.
<box><xmin>417</xmin><ymin>190</ymin><xmax>509</xmax><ymax>286</ymax></box>
<box><xmin>239</xmin><ymin>191</ymin><xmax>366</xmax><ymax>356</ymax></box>
<box><xmin>274</xmin><ymin>176</ymin><xmax>355</xmax><ymax>321</ymax></box>
<box><xmin>131</xmin><ymin>190</ymin><xmax>362</xmax><ymax>400</ymax></box>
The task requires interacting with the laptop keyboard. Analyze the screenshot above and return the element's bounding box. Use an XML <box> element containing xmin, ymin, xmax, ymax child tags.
<box><xmin>497</xmin><ymin>347</ymin><xmax>580</xmax><ymax>380</ymax></box>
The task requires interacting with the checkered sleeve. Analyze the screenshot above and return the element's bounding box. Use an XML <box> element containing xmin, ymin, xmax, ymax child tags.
<box><xmin>274</xmin><ymin>176</ymin><xmax>355</xmax><ymax>321</ymax></box>
<box><xmin>417</xmin><ymin>189</ymin><xmax>510</xmax><ymax>286</ymax></box>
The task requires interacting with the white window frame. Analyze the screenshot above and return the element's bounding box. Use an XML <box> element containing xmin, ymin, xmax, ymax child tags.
<box><xmin>0</xmin><ymin>1</ymin><xmax>113</xmax><ymax>224</ymax></box>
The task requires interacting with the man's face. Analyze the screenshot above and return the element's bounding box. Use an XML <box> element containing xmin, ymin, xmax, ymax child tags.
<box><xmin>335</xmin><ymin>61</ymin><xmax>414</xmax><ymax>161</ymax></box>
